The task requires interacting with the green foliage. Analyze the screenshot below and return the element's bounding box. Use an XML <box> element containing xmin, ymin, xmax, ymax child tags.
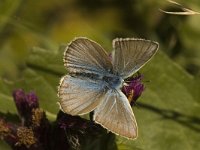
<box><xmin>1</xmin><ymin>45</ymin><xmax>200</xmax><ymax>150</ymax></box>
<box><xmin>117</xmin><ymin>51</ymin><xmax>200</xmax><ymax>150</ymax></box>
<box><xmin>0</xmin><ymin>0</ymin><xmax>200</xmax><ymax>149</ymax></box>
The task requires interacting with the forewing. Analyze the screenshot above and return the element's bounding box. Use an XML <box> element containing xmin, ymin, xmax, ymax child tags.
<box><xmin>112</xmin><ymin>38</ymin><xmax>159</xmax><ymax>78</ymax></box>
<box><xmin>64</xmin><ymin>37</ymin><xmax>113</xmax><ymax>75</ymax></box>
<box><xmin>93</xmin><ymin>90</ymin><xmax>138</xmax><ymax>139</ymax></box>
<box><xmin>58</xmin><ymin>75</ymin><xmax>106</xmax><ymax>115</ymax></box>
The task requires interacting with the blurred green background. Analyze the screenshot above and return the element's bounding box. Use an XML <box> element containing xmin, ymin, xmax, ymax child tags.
<box><xmin>0</xmin><ymin>0</ymin><xmax>200</xmax><ymax>149</ymax></box>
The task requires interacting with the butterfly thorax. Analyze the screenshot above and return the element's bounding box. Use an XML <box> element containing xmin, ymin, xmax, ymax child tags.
<box><xmin>101</xmin><ymin>75</ymin><xmax>123</xmax><ymax>89</ymax></box>
<box><xmin>70</xmin><ymin>72</ymin><xmax>123</xmax><ymax>89</ymax></box>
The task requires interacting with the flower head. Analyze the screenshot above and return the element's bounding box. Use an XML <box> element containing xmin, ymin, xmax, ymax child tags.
<box><xmin>0</xmin><ymin>118</ymin><xmax>18</xmax><ymax>147</ymax></box>
<box><xmin>13</xmin><ymin>89</ymin><xmax>39</xmax><ymax>125</ymax></box>
<box><xmin>122</xmin><ymin>73</ymin><xmax>145</xmax><ymax>106</ymax></box>
<box><xmin>57</xmin><ymin>111</ymin><xmax>88</xmax><ymax>131</ymax></box>
<box><xmin>55</xmin><ymin>111</ymin><xmax>106</xmax><ymax>149</ymax></box>
<box><xmin>26</xmin><ymin>92</ymin><xmax>39</xmax><ymax>109</ymax></box>
<box><xmin>12</xmin><ymin>89</ymin><xmax>27</xmax><ymax>116</ymax></box>
<box><xmin>0</xmin><ymin>119</ymin><xmax>10</xmax><ymax>139</ymax></box>
<box><xmin>16</xmin><ymin>127</ymin><xmax>37</xmax><ymax>148</ymax></box>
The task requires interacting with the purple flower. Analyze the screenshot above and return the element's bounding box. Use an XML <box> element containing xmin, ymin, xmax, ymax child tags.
<box><xmin>1</xmin><ymin>89</ymin><xmax>110</xmax><ymax>150</ymax></box>
<box><xmin>122</xmin><ymin>73</ymin><xmax>145</xmax><ymax>106</ymax></box>
<box><xmin>1</xmin><ymin>90</ymin><xmax>50</xmax><ymax>149</ymax></box>
<box><xmin>26</xmin><ymin>92</ymin><xmax>39</xmax><ymax>109</ymax></box>
<box><xmin>13</xmin><ymin>89</ymin><xmax>39</xmax><ymax>125</ymax></box>
<box><xmin>55</xmin><ymin>111</ymin><xmax>105</xmax><ymax>149</ymax></box>
<box><xmin>0</xmin><ymin>118</ymin><xmax>19</xmax><ymax>148</ymax></box>
<box><xmin>57</xmin><ymin>111</ymin><xmax>90</xmax><ymax>132</ymax></box>
<box><xmin>12</xmin><ymin>89</ymin><xmax>27</xmax><ymax>116</ymax></box>
<box><xmin>0</xmin><ymin>118</ymin><xmax>39</xmax><ymax>149</ymax></box>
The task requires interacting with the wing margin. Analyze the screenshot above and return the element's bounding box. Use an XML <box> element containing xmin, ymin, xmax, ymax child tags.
<box><xmin>112</xmin><ymin>38</ymin><xmax>159</xmax><ymax>78</ymax></box>
<box><xmin>93</xmin><ymin>89</ymin><xmax>138</xmax><ymax>139</ymax></box>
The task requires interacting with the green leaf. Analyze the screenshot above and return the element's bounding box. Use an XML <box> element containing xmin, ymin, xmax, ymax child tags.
<box><xmin>0</xmin><ymin>79</ymin><xmax>17</xmax><ymax>114</ymax></box>
<box><xmin>13</xmin><ymin>69</ymin><xmax>58</xmax><ymax>119</ymax></box>
<box><xmin>26</xmin><ymin>46</ymin><xmax>66</xmax><ymax>90</ymax></box>
<box><xmin>0</xmin><ymin>0</ymin><xmax>22</xmax><ymax>32</ymax></box>
<box><xmin>0</xmin><ymin>141</ymin><xmax>11</xmax><ymax>150</ymax></box>
<box><xmin>116</xmin><ymin>51</ymin><xmax>200</xmax><ymax>150</ymax></box>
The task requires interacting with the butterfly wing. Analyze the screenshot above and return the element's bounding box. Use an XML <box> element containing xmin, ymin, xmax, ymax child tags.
<box><xmin>112</xmin><ymin>38</ymin><xmax>159</xmax><ymax>78</ymax></box>
<box><xmin>64</xmin><ymin>37</ymin><xmax>113</xmax><ymax>75</ymax></box>
<box><xmin>58</xmin><ymin>75</ymin><xmax>106</xmax><ymax>115</ymax></box>
<box><xmin>93</xmin><ymin>89</ymin><xmax>138</xmax><ymax>139</ymax></box>
<box><xmin>59</xmin><ymin>37</ymin><xmax>114</xmax><ymax>115</ymax></box>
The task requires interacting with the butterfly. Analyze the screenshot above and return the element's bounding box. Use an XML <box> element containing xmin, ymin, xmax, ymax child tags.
<box><xmin>58</xmin><ymin>37</ymin><xmax>159</xmax><ymax>139</ymax></box>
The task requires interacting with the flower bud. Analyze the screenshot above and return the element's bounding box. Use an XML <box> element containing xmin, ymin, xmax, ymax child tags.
<box><xmin>122</xmin><ymin>74</ymin><xmax>145</xmax><ymax>106</ymax></box>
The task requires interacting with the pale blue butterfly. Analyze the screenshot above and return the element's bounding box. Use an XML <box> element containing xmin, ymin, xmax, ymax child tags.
<box><xmin>58</xmin><ymin>37</ymin><xmax>158</xmax><ymax>139</ymax></box>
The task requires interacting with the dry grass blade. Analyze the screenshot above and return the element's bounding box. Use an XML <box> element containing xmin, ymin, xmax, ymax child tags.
<box><xmin>160</xmin><ymin>0</ymin><xmax>200</xmax><ymax>15</ymax></box>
